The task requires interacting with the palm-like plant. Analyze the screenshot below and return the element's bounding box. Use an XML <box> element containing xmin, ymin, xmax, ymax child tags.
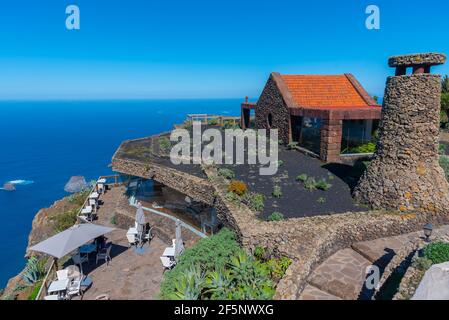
<box><xmin>167</xmin><ymin>266</ymin><xmax>205</xmax><ymax>300</ymax></box>
<box><xmin>22</xmin><ymin>257</ymin><xmax>45</xmax><ymax>286</ymax></box>
<box><xmin>204</xmin><ymin>268</ymin><xmax>232</xmax><ymax>299</ymax></box>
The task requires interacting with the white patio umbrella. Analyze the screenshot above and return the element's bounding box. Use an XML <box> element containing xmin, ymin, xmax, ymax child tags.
<box><xmin>135</xmin><ymin>202</ymin><xmax>146</xmax><ymax>226</ymax></box>
<box><xmin>29</xmin><ymin>223</ymin><xmax>115</xmax><ymax>259</ymax></box>
<box><xmin>175</xmin><ymin>219</ymin><xmax>184</xmax><ymax>257</ymax></box>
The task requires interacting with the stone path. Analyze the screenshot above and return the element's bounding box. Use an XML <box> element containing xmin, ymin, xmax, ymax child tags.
<box><xmin>298</xmin><ymin>225</ymin><xmax>449</xmax><ymax>300</ymax></box>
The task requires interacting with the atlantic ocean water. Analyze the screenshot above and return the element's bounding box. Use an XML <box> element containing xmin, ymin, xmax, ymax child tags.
<box><xmin>0</xmin><ymin>99</ymin><xmax>240</xmax><ymax>288</ymax></box>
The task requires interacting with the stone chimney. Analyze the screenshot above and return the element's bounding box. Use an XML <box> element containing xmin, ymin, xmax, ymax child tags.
<box><xmin>354</xmin><ymin>53</ymin><xmax>449</xmax><ymax>213</ymax></box>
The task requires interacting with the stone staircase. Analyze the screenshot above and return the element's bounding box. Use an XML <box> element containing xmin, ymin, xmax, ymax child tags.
<box><xmin>298</xmin><ymin>225</ymin><xmax>449</xmax><ymax>300</ymax></box>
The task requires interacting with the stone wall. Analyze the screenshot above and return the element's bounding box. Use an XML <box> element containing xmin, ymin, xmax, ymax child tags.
<box><xmin>203</xmin><ymin>165</ymin><xmax>449</xmax><ymax>299</ymax></box>
<box><xmin>354</xmin><ymin>73</ymin><xmax>449</xmax><ymax>212</ymax></box>
<box><xmin>320</xmin><ymin>119</ymin><xmax>343</xmax><ymax>163</ymax></box>
<box><xmin>112</xmin><ymin>158</ymin><xmax>215</xmax><ymax>206</ymax></box>
<box><xmin>255</xmin><ymin>74</ymin><xmax>291</xmax><ymax>144</ymax></box>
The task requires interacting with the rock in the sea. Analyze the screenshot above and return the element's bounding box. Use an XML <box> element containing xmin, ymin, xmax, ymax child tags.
<box><xmin>64</xmin><ymin>176</ymin><xmax>88</xmax><ymax>193</ymax></box>
<box><xmin>3</xmin><ymin>183</ymin><xmax>16</xmax><ymax>191</ymax></box>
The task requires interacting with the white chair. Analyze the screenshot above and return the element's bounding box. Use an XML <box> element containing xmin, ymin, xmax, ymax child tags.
<box><xmin>44</xmin><ymin>295</ymin><xmax>60</xmax><ymax>300</ymax></box>
<box><xmin>89</xmin><ymin>198</ymin><xmax>97</xmax><ymax>211</ymax></box>
<box><xmin>66</xmin><ymin>279</ymin><xmax>82</xmax><ymax>299</ymax></box>
<box><xmin>126</xmin><ymin>232</ymin><xmax>137</xmax><ymax>247</ymax></box>
<box><xmin>97</xmin><ymin>183</ymin><xmax>104</xmax><ymax>194</ymax></box>
<box><xmin>96</xmin><ymin>245</ymin><xmax>112</xmax><ymax>265</ymax></box>
<box><xmin>160</xmin><ymin>256</ymin><xmax>176</xmax><ymax>270</ymax></box>
<box><xmin>56</xmin><ymin>270</ymin><xmax>69</xmax><ymax>281</ymax></box>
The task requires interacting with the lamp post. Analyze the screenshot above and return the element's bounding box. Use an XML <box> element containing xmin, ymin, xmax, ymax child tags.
<box><xmin>423</xmin><ymin>223</ymin><xmax>433</xmax><ymax>243</ymax></box>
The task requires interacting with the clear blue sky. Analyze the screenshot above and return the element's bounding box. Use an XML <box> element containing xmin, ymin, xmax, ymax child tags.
<box><xmin>0</xmin><ymin>0</ymin><xmax>448</xmax><ymax>100</ymax></box>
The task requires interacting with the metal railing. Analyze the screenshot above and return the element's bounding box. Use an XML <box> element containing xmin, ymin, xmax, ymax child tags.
<box><xmin>35</xmin><ymin>259</ymin><xmax>57</xmax><ymax>300</ymax></box>
<box><xmin>185</xmin><ymin>114</ymin><xmax>241</xmax><ymax>127</ymax></box>
<box><xmin>76</xmin><ymin>175</ymin><xmax>126</xmax><ymax>222</ymax></box>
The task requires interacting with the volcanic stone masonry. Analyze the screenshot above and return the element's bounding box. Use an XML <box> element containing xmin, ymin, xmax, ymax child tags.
<box><xmin>354</xmin><ymin>53</ymin><xmax>449</xmax><ymax>213</ymax></box>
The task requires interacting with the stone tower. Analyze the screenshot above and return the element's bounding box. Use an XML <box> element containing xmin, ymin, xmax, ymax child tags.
<box><xmin>354</xmin><ymin>53</ymin><xmax>449</xmax><ymax>213</ymax></box>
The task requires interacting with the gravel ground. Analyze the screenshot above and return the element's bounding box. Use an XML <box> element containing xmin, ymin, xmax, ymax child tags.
<box><xmin>222</xmin><ymin>147</ymin><xmax>364</xmax><ymax>219</ymax></box>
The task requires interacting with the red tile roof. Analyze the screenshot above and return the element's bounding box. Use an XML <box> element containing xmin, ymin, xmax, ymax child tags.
<box><xmin>280</xmin><ymin>74</ymin><xmax>377</xmax><ymax>109</ymax></box>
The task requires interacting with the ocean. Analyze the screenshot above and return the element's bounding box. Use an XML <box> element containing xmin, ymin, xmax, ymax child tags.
<box><xmin>0</xmin><ymin>99</ymin><xmax>240</xmax><ymax>288</ymax></box>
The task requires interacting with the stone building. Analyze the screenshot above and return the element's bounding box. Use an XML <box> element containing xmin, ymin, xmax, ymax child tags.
<box><xmin>354</xmin><ymin>53</ymin><xmax>449</xmax><ymax>213</ymax></box>
<box><xmin>241</xmin><ymin>73</ymin><xmax>381</xmax><ymax>162</ymax></box>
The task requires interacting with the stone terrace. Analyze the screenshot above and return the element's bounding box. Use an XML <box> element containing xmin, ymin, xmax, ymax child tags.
<box><xmin>74</xmin><ymin>186</ymin><xmax>201</xmax><ymax>300</ymax></box>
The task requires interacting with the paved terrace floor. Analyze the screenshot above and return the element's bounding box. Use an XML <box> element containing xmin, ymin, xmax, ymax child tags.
<box><xmin>74</xmin><ymin>187</ymin><xmax>201</xmax><ymax>300</ymax></box>
<box><xmin>298</xmin><ymin>225</ymin><xmax>449</xmax><ymax>300</ymax></box>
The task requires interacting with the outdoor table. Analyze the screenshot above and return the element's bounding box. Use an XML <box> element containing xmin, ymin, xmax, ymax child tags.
<box><xmin>79</xmin><ymin>243</ymin><xmax>96</xmax><ymax>260</ymax></box>
<box><xmin>81</xmin><ymin>207</ymin><xmax>92</xmax><ymax>215</ymax></box>
<box><xmin>89</xmin><ymin>192</ymin><xmax>99</xmax><ymax>200</ymax></box>
<box><xmin>97</xmin><ymin>179</ymin><xmax>106</xmax><ymax>194</ymax></box>
<box><xmin>48</xmin><ymin>279</ymin><xmax>69</xmax><ymax>295</ymax></box>
<box><xmin>162</xmin><ymin>247</ymin><xmax>175</xmax><ymax>258</ymax></box>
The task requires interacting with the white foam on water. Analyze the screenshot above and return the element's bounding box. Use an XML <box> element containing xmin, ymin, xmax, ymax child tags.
<box><xmin>7</xmin><ymin>180</ymin><xmax>34</xmax><ymax>186</ymax></box>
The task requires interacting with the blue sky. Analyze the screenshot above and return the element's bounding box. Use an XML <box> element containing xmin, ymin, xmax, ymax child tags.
<box><xmin>0</xmin><ymin>0</ymin><xmax>448</xmax><ymax>100</ymax></box>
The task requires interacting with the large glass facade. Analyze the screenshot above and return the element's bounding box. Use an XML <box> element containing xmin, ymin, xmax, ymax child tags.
<box><xmin>341</xmin><ymin>120</ymin><xmax>379</xmax><ymax>153</ymax></box>
<box><xmin>298</xmin><ymin>117</ymin><xmax>322</xmax><ymax>155</ymax></box>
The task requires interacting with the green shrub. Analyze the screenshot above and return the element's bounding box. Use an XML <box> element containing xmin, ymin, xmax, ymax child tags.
<box><xmin>272</xmin><ymin>185</ymin><xmax>282</xmax><ymax>198</ymax></box>
<box><xmin>316</xmin><ymin>178</ymin><xmax>332</xmax><ymax>191</ymax></box>
<box><xmin>343</xmin><ymin>142</ymin><xmax>376</xmax><ymax>154</ymax></box>
<box><xmin>110</xmin><ymin>215</ymin><xmax>117</xmax><ymax>225</ymax></box>
<box><xmin>27</xmin><ymin>281</ymin><xmax>42</xmax><ymax>300</ymax></box>
<box><xmin>267</xmin><ymin>212</ymin><xmax>284</xmax><ymax>221</ymax></box>
<box><xmin>304</xmin><ymin>177</ymin><xmax>317</xmax><ymax>191</ymax></box>
<box><xmin>266</xmin><ymin>257</ymin><xmax>292</xmax><ymax>281</ymax></box>
<box><xmin>412</xmin><ymin>257</ymin><xmax>433</xmax><ymax>271</ymax></box>
<box><xmin>439</xmin><ymin>156</ymin><xmax>449</xmax><ymax>182</ymax></box>
<box><xmin>160</xmin><ymin>229</ymin><xmax>275</xmax><ymax>300</ymax></box>
<box><xmin>22</xmin><ymin>257</ymin><xmax>45</xmax><ymax>286</ymax></box>
<box><xmin>296</xmin><ymin>174</ymin><xmax>308</xmax><ymax>182</ymax></box>
<box><xmin>439</xmin><ymin>144</ymin><xmax>446</xmax><ymax>155</ymax></box>
<box><xmin>208</xmin><ymin>118</ymin><xmax>219</xmax><ymax>126</ymax></box>
<box><xmin>317</xmin><ymin>197</ymin><xmax>326</xmax><ymax>204</ymax></box>
<box><xmin>276</xmin><ymin>160</ymin><xmax>284</xmax><ymax>168</ymax></box>
<box><xmin>160</xmin><ymin>228</ymin><xmax>239</xmax><ymax>299</ymax></box>
<box><xmin>424</xmin><ymin>242</ymin><xmax>449</xmax><ymax>264</ymax></box>
<box><xmin>159</xmin><ymin>138</ymin><xmax>171</xmax><ymax>153</ymax></box>
<box><xmin>53</xmin><ymin>208</ymin><xmax>78</xmax><ymax>233</ymax></box>
<box><xmin>225</xmin><ymin>192</ymin><xmax>241</xmax><ymax>204</ymax></box>
<box><xmin>253</xmin><ymin>247</ymin><xmax>266</xmax><ymax>261</ymax></box>
<box><xmin>287</xmin><ymin>142</ymin><xmax>299</xmax><ymax>150</ymax></box>
<box><xmin>243</xmin><ymin>193</ymin><xmax>265</xmax><ymax>212</ymax></box>
<box><xmin>218</xmin><ymin>168</ymin><xmax>235</xmax><ymax>180</ymax></box>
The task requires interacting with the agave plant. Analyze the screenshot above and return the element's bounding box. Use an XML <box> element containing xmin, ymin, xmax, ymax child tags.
<box><xmin>22</xmin><ymin>257</ymin><xmax>44</xmax><ymax>286</ymax></box>
<box><xmin>227</xmin><ymin>251</ymin><xmax>275</xmax><ymax>300</ymax></box>
<box><xmin>168</xmin><ymin>266</ymin><xmax>205</xmax><ymax>300</ymax></box>
<box><xmin>204</xmin><ymin>268</ymin><xmax>232</xmax><ymax>299</ymax></box>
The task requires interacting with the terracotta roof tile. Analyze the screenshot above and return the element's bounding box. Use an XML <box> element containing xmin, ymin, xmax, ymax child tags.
<box><xmin>280</xmin><ymin>74</ymin><xmax>374</xmax><ymax>109</ymax></box>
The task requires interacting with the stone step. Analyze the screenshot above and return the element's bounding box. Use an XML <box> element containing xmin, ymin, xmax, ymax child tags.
<box><xmin>308</xmin><ymin>248</ymin><xmax>373</xmax><ymax>300</ymax></box>
<box><xmin>298</xmin><ymin>284</ymin><xmax>342</xmax><ymax>300</ymax></box>
<box><xmin>351</xmin><ymin>233</ymin><xmax>417</xmax><ymax>269</ymax></box>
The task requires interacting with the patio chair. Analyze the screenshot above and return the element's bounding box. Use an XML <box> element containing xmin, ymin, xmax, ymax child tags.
<box><xmin>66</xmin><ymin>278</ymin><xmax>82</xmax><ymax>299</ymax></box>
<box><xmin>126</xmin><ymin>231</ymin><xmax>137</xmax><ymax>247</ymax></box>
<box><xmin>97</xmin><ymin>183</ymin><xmax>104</xmax><ymax>194</ymax></box>
<box><xmin>56</xmin><ymin>270</ymin><xmax>69</xmax><ymax>281</ymax></box>
<box><xmin>96</xmin><ymin>245</ymin><xmax>112</xmax><ymax>265</ymax></box>
<box><xmin>89</xmin><ymin>198</ymin><xmax>97</xmax><ymax>211</ymax></box>
<box><xmin>73</xmin><ymin>253</ymin><xmax>88</xmax><ymax>266</ymax></box>
<box><xmin>160</xmin><ymin>256</ymin><xmax>176</xmax><ymax>270</ymax></box>
<box><xmin>44</xmin><ymin>295</ymin><xmax>60</xmax><ymax>300</ymax></box>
